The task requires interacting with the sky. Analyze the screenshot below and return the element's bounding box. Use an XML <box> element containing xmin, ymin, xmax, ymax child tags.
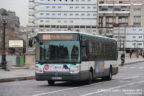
<box><xmin>0</xmin><ymin>0</ymin><xmax>29</xmax><ymax>26</ymax></box>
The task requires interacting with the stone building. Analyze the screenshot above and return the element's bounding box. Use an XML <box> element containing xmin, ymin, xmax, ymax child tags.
<box><xmin>98</xmin><ymin>0</ymin><xmax>144</xmax><ymax>36</ymax></box>
<box><xmin>0</xmin><ymin>8</ymin><xmax>20</xmax><ymax>54</ymax></box>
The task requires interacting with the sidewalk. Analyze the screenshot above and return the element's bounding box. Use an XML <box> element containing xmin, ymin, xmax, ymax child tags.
<box><xmin>0</xmin><ymin>69</ymin><xmax>35</xmax><ymax>82</ymax></box>
<box><xmin>117</xmin><ymin>57</ymin><xmax>144</xmax><ymax>65</ymax></box>
<box><xmin>0</xmin><ymin>57</ymin><xmax>144</xmax><ymax>83</ymax></box>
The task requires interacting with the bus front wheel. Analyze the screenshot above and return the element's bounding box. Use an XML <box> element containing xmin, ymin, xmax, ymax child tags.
<box><xmin>87</xmin><ymin>71</ymin><xmax>93</xmax><ymax>84</ymax></box>
<box><xmin>48</xmin><ymin>80</ymin><xmax>55</xmax><ymax>85</ymax></box>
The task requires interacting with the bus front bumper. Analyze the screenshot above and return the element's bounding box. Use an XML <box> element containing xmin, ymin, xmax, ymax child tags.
<box><xmin>35</xmin><ymin>72</ymin><xmax>82</xmax><ymax>81</ymax></box>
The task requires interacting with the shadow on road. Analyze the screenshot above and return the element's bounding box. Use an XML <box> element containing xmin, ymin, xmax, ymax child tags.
<box><xmin>38</xmin><ymin>78</ymin><xmax>114</xmax><ymax>87</ymax></box>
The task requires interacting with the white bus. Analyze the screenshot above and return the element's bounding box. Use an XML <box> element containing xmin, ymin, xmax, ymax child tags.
<box><xmin>35</xmin><ymin>31</ymin><xmax>118</xmax><ymax>85</ymax></box>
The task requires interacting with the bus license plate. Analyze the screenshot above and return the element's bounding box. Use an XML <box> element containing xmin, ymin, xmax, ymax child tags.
<box><xmin>51</xmin><ymin>77</ymin><xmax>62</xmax><ymax>80</ymax></box>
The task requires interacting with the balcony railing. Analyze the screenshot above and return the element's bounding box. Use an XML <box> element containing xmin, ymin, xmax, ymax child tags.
<box><xmin>99</xmin><ymin>4</ymin><xmax>130</xmax><ymax>6</ymax></box>
<box><xmin>99</xmin><ymin>11</ymin><xmax>130</xmax><ymax>14</ymax></box>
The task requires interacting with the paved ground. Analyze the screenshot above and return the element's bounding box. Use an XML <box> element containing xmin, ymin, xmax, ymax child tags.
<box><xmin>0</xmin><ymin>62</ymin><xmax>144</xmax><ymax>96</ymax></box>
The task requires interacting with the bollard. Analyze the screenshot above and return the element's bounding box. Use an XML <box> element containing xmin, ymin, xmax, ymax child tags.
<box><xmin>6</xmin><ymin>61</ymin><xmax>11</xmax><ymax>71</ymax></box>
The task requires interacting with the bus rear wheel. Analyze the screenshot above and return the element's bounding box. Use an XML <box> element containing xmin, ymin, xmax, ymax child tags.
<box><xmin>48</xmin><ymin>80</ymin><xmax>55</xmax><ymax>85</ymax></box>
<box><xmin>103</xmin><ymin>69</ymin><xmax>112</xmax><ymax>80</ymax></box>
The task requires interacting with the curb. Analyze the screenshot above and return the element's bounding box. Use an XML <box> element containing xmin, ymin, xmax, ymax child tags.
<box><xmin>119</xmin><ymin>60</ymin><xmax>144</xmax><ymax>66</ymax></box>
<box><xmin>0</xmin><ymin>67</ymin><xmax>28</xmax><ymax>70</ymax></box>
<box><xmin>125</xmin><ymin>60</ymin><xmax>144</xmax><ymax>65</ymax></box>
<box><xmin>0</xmin><ymin>76</ymin><xmax>35</xmax><ymax>83</ymax></box>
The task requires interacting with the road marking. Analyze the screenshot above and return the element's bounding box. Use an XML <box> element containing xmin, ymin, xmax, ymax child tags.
<box><xmin>32</xmin><ymin>87</ymin><xmax>78</xmax><ymax>96</ymax></box>
<box><xmin>80</xmin><ymin>80</ymin><xmax>144</xmax><ymax>96</ymax></box>
<box><xmin>34</xmin><ymin>91</ymin><xmax>44</xmax><ymax>93</ymax></box>
<box><xmin>122</xmin><ymin>76</ymin><xmax>140</xmax><ymax>80</ymax></box>
<box><xmin>120</xmin><ymin>67</ymin><xmax>144</xmax><ymax>69</ymax></box>
<box><xmin>138</xmin><ymin>67</ymin><xmax>143</xmax><ymax>69</ymax></box>
<box><xmin>32</xmin><ymin>80</ymin><xmax>113</xmax><ymax>96</ymax></box>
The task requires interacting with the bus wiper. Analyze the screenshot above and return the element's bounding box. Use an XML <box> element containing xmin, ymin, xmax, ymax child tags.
<box><xmin>38</xmin><ymin>60</ymin><xmax>47</xmax><ymax>64</ymax></box>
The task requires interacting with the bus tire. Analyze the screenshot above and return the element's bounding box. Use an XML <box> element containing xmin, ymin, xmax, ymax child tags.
<box><xmin>48</xmin><ymin>80</ymin><xmax>55</xmax><ymax>85</ymax></box>
<box><xmin>103</xmin><ymin>68</ymin><xmax>112</xmax><ymax>80</ymax></box>
<box><xmin>87</xmin><ymin>71</ymin><xmax>93</xmax><ymax>84</ymax></box>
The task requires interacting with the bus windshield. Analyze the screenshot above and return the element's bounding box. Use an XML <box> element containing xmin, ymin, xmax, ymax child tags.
<box><xmin>36</xmin><ymin>41</ymin><xmax>80</xmax><ymax>63</ymax></box>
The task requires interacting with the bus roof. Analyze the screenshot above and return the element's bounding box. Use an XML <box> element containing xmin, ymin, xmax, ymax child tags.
<box><xmin>37</xmin><ymin>31</ymin><xmax>117</xmax><ymax>41</ymax></box>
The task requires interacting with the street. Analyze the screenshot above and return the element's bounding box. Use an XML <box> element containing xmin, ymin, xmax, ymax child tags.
<box><xmin>0</xmin><ymin>62</ymin><xmax>144</xmax><ymax>96</ymax></box>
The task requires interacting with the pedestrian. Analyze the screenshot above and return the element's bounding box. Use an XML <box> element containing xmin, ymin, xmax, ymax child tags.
<box><xmin>120</xmin><ymin>53</ymin><xmax>125</xmax><ymax>66</ymax></box>
<box><xmin>129</xmin><ymin>50</ymin><xmax>132</xmax><ymax>58</ymax></box>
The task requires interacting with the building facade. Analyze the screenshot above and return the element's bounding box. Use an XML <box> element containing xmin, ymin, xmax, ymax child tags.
<box><xmin>114</xmin><ymin>27</ymin><xmax>144</xmax><ymax>53</ymax></box>
<box><xmin>28</xmin><ymin>0</ymin><xmax>98</xmax><ymax>36</ymax></box>
<box><xmin>98</xmin><ymin>0</ymin><xmax>144</xmax><ymax>36</ymax></box>
<box><xmin>0</xmin><ymin>9</ymin><xmax>21</xmax><ymax>54</ymax></box>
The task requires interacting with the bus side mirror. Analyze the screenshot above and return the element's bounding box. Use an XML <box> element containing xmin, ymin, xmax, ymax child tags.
<box><xmin>40</xmin><ymin>42</ymin><xmax>43</xmax><ymax>45</ymax></box>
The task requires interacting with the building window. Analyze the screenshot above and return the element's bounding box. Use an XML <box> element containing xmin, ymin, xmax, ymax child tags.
<box><xmin>81</xmin><ymin>6</ymin><xmax>85</xmax><ymax>9</ymax></box>
<box><xmin>87</xmin><ymin>6</ymin><xmax>91</xmax><ymax>9</ymax></box>
<box><xmin>93</xmin><ymin>14</ymin><xmax>96</xmax><ymax>16</ymax></box>
<box><xmin>75</xmin><ymin>13</ymin><xmax>79</xmax><ymax>16</ymax></box>
<box><xmin>40</xmin><ymin>20</ymin><xmax>44</xmax><ymax>22</ymax></box>
<box><xmin>119</xmin><ymin>1</ymin><xmax>123</xmax><ymax>3</ymax></box>
<box><xmin>99</xmin><ymin>1</ymin><xmax>104</xmax><ymax>4</ymax></box>
<box><xmin>133</xmin><ymin>36</ymin><xmax>136</xmax><ymax>38</ymax></box>
<box><xmin>58</xmin><ymin>6</ymin><xmax>61</xmax><ymax>8</ymax></box>
<box><xmin>52</xmin><ymin>6</ymin><xmax>56</xmax><ymax>8</ymax></box>
<box><xmin>58</xmin><ymin>20</ymin><xmax>61</xmax><ymax>23</ymax></box>
<box><xmin>87</xmin><ymin>14</ymin><xmax>90</xmax><ymax>16</ymax></box>
<box><xmin>58</xmin><ymin>13</ymin><xmax>61</xmax><ymax>16</ymax></box>
<box><xmin>40</xmin><ymin>29</ymin><xmax>44</xmax><ymax>31</ymax></box>
<box><xmin>40</xmin><ymin>13</ymin><xmax>44</xmax><ymax>15</ymax></box>
<box><xmin>134</xmin><ymin>16</ymin><xmax>141</xmax><ymax>23</ymax></box>
<box><xmin>138</xmin><ymin>43</ymin><xmax>142</xmax><ymax>45</ymax></box>
<box><xmin>134</xmin><ymin>9</ymin><xmax>141</xmax><ymax>16</ymax></box>
<box><xmin>75</xmin><ymin>6</ymin><xmax>79</xmax><ymax>8</ymax></box>
<box><xmin>119</xmin><ymin>17</ymin><xmax>128</xmax><ymax>23</ymax></box>
<box><xmin>81</xmin><ymin>13</ymin><xmax>85</xmax><ymax>16</ymax></box>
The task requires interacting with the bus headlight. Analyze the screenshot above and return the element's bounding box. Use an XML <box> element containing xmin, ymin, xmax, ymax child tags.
<box><xmin>70</xmin><ymin>65</ymin><xmax>80</xmax><ymax>73</ymax></box>
<box><xmin>35</xmin><ymin>65</ymin><xmax>43</xmax><ymax>73</ymax></box>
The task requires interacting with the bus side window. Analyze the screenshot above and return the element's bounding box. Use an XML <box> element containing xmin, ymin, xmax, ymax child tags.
<box><xmin>82</xmin><ymin>47</ymin><xmax>88</xmax><ymax>61</ymax></box>
<box><xmin>81</xmin><ymin>38</ymin><xmax>88</xmax><ymax>61</ymax></box>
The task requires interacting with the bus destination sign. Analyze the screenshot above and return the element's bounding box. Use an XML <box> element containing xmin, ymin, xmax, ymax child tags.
<box><xmin>39</xmin><ymin>33</ymin><xmax>78</xmax><ymax>41</ymax></box>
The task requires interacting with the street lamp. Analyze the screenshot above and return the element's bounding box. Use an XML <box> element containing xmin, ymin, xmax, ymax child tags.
<box><xmin>1</xmin><ymin>10</ymin><xmax>8</xmax><ymax>70</ymax></box>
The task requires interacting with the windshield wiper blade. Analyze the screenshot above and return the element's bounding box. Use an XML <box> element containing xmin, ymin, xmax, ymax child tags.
<box><xmin>38</xmin><ymin>61</ymin><xmax>47</xmax><ymax>64</ymax></box>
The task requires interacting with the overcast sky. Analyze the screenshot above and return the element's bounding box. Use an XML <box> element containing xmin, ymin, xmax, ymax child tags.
<box><xmin>0</xmin><ymin>0</ymin><xmax>28</xmax><ymax>26</ymax></box>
